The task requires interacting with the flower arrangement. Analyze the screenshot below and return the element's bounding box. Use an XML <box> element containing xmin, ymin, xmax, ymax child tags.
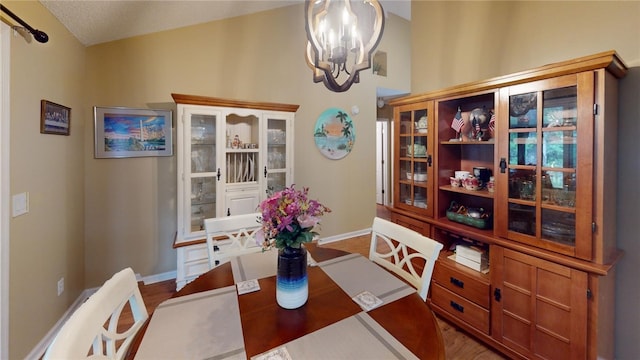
<box><xmin>256</xmin><ymin>185</ymin><xmax>331</xmax><ymax>250</ymax></box>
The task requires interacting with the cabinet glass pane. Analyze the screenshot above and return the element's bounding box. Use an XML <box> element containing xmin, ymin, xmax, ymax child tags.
<box><xmin>508</xmin><ymin>203</ymin><xmax>536</xmax><ymax>236</ymax></box>
<box><xmin>508</xmin><ymin>169</ymin><xmax>537</xmax><ymax>200</ymax></box>
<box><xmin>190</xmin><ymin>177</ymin><xmax>216</xmax><ymax>231</ymax></box>
<box><xmin>399</xmin><ymin>183</ymin><xmax>411</xmax><ymax>205</ymax></box>
<box><xmin>267</xmin><ymin>172</ymin><xmax>286</xmax><ymax>196</ymax></box>
<box><xmin>414</xmin><ymin>186</ymin><xmax>427</xmax><ymax>208</ymax></box>
<box><xmin>542</xmin><ymin>87</ymin><xmax>577</xmax><ymax>127</ymax></box>
<box><xmin>191</xmin><ymin>114</ymin><xmax>216</xmax><ymax>173</ymax></box>
<box><xmin>399</xmin><ymin>111</ymin><xmax>412</xmax><ymax>135</ymax></box>
<box><xmin>267</xmin><ymin>118</ymin><xmax>287</xmax><ymax>170</ymax></box>
<box><xmin>542</xmin><ymin>171</ymin><xmax>576</xmax><ymax>208</ymax></box>
<box><xmin>509</xmin><ymin>93</ymin><xmax>537</xmax><ymax>128</ymax></box>
<box><xmin>541</xmin><ymin>209</ymin><xmax>575</xmax><ymax>246</ymax></box>
<box><xmin>542</xmin><ymin>131</ymin><xmax>576</xmax><ymax>168</ymax></box>
<box><xmin>509</xmin><ymin>132</ymin><xmax>537</xmax><ymax>165</ymax></box>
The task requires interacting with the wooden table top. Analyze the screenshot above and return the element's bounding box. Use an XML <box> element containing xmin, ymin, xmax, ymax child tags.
<box><xmin>128</xmin><ymin>243</ymin><xmax>445</xmax><ymax>359</ymax></box>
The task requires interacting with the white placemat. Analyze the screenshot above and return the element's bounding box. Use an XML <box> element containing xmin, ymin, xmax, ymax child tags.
<box><xmin>135</xmin><ymin>286</ymin><xmax>245</xmax><ymax>360</ymax></box>
<box><xmin>318</xmin><ymin>253</ymin><xmax>416</xmax><ymax>306</ymax></box>
<box><xmin>251</xmin><ymin>312</ymin><xmax>418</xmax><ymax>360</ymax></box>
<box><xmin>230</xmin><ymin>249</ymin><xmax>317</xmax><ymax>283</ymax></box>
<box><xmin>230</xmin><ymin>250</ymin><xmax>277</xmax><ymax>283</ymax></box>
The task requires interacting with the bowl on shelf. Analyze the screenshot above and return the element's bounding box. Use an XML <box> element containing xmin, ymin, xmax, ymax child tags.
<box><xmin>463</xmin><ymin>176</ymin><xmax>481</xmax><ymax>191</ymax></box>
<box><xmin>406</xmin><ymin>172</ymin><xmax>427</xmax><ymax>181</ymax></box>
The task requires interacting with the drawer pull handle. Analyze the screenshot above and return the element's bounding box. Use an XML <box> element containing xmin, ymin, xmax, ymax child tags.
<box><xmin>450</xmin><ymin>277</ymin><xmax>464</xmax><ymax>288</ymax></box>
<box><xmin>450</xmin><ymin>301</ymin><xmax>464</xmax><ymax>313</ymax></box>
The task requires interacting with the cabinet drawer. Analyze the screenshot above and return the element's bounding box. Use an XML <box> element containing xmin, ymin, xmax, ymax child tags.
<box><xmin>184</xmin><ymin>259</ymin><xmax>209</xmax><ymax>279</ymax></box>
<box><xmin>433</xmin><ymin>260</ymin><xmax>490</xmax><ymax>308</ymax></box>
<box><xmin>431</xmin><ymin>283</ymin><xmax>490</xmax><ymax>335</ymax></box>
<box><xmin>184</xmin><ymin>243</ymin><xmax>208</xmax><ymax>262</ymax></box>
<box><xmin>390</xmin><ymin>212</ymin><xmax>431</xmax><ymax>236</ymax></box>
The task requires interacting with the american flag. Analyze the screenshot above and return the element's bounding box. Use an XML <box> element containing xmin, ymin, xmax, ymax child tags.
<box><xmin>488</xmin><ymin>111</ymin><xmax>496</xmax><ymax>132</ymax></box>
<box><xmin>451</xmin><ymin>107</ymin><xmax>464</xmax><ymax>133</ymax></box>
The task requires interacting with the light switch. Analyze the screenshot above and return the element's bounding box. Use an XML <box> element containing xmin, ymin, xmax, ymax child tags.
<box><xmin>12</xmin><ymin>192</ymin><xmax>29</xmax><ymax>217</ymax></box>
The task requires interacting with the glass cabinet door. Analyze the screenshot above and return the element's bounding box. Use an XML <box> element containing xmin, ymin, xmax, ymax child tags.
<box><xmin>264</xmin><ymin>114</ymin><xmax>292</xmax><ymax>196</ymax></box>
<box><xmin>395</xmin><ymin>102</ymin><xmax>433</xmax><ymax>217</ymax></box>
<box><xmin>188</xmin><ymin>113</ymin><xmax>218</xmax><ymax>233</ymax></box>
<box><xmin>501</xmin><ymin>74</ymin><xmax>594</xmax><ymax>259</ymax></box>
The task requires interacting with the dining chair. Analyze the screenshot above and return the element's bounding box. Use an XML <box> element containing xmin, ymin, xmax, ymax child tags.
<box><xmin>204</xmin><ymin>212</ymin><xmax>263</xmax><ymax>269</ymax></box>
<box><xmin>43</xmin><ymin>267</ymin><xmax>148</xmax><ymax>360</ymax></box>
<box><xmin>369</xmin><ymin>216</ymin><xmax>444</xmax><ymax>301</ymax></box>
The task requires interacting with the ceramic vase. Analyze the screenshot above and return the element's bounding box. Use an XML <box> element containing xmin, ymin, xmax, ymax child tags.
<box><xmin>276</xmin><ymin>246</ymin><xmax>308</xmax><ymax>309</ymax></box>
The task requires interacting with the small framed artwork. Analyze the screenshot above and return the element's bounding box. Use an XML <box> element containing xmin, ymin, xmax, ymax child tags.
<box><xmin>40</xmin><ymin>100</ymin><xmax>71</xmax><ymax>135</ymax></box>
<box><xmin>93</xmin><ymin>106</ymin><xmax>173</xmax><ymax>159</ymax></box>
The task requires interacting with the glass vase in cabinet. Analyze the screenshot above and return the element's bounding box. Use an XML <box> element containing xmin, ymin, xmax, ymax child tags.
<box><xmin>393</xmin><ymin>102</ymin><xmax>434</xmax><ymax>217</ymax></box>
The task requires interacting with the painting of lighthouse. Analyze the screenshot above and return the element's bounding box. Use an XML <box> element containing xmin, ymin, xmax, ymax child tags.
<box><xmin>94</xmin><ymin>107</ymin><xmax>173</xmax><ymax>158</ymax></box>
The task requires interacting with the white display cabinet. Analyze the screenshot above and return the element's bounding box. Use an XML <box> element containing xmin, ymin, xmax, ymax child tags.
<box><xmin>172</xmin><ymin>93</ymin><xmax>298</xmax><ymax>289</ymax></box>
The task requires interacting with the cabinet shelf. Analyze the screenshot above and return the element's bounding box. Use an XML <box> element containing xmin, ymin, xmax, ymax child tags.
<box><xmin>400</xmin><ymin>180</ymin><xmax>428</xmax><ymax>187</ymax></box>
<box><xmin>440</xmin><ymin>185</ymin><xmax>494</xmax><ymax>199</ymax></box>
<box><xmin>225</xmin><ymin>148</ymin><xmax>260</xmax><ymax>153</ymax></box>
<box><xmin>440</xmin><ymin>140</ymin><xmax>494</xmax><ymax>146</ymax></box>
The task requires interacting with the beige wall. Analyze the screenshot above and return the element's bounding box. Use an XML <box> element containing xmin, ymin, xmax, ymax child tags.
<box><xmin>83</xmin><ymin>6</ymin><xmax>411</xmax><ymax>287</ymax></box>
<box><xmin>410</xmin><ymin>2</ymin><xmax>640</xmax><ymax>358</ymax></box>
<box><xmin>4</xmin><ymin>3</ymin><xmax>411</xmax><ymax>358</ymax></box>
<box><xmin>3</xmin><ymin>1</ymin><xmax>86</xmax><ymax>358</ymax></box>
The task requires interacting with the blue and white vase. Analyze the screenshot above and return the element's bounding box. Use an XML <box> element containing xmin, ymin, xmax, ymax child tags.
<box><xmin>276</xmin><ymin>246</ymin><xmax>308</xmax><ymax>309</ymax></box>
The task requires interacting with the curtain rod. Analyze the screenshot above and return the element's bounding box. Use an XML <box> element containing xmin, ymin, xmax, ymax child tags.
<box><xmin>0</xmin><ymin>4</ymin><xmax>48</xmax><ymax>43</ymax></box>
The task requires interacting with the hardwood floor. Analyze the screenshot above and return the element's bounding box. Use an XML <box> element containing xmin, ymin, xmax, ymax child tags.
<box><xmin>133</xmin><ymin>206</ymin><xmax>505</xmax><ymax>359</ymax></box>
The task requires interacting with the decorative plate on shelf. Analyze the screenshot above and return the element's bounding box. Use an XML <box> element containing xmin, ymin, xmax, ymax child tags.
<box><xmin>313</xmin><ymin>108</ymin><xmax>356</xmax><ymax>160</ymax></box>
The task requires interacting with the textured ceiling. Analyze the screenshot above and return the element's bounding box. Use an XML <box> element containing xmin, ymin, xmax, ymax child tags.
<box><xmin>39</xmin><ymin>0</ymin><xmax>411</xmax><ymax>47</ymax></box>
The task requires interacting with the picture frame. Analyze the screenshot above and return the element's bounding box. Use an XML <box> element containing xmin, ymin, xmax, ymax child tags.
<box><xmin>41</xmin><ymin>100</ymin><xmax>71</xmax><ymax>135</ymax></box>
<box><xmin>93</xmin><ymin>106</ymin><xmax>173</xmax><ymax>158</ymax></box>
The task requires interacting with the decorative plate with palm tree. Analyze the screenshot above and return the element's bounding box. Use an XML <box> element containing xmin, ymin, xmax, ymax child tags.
<box><xmin>313</xmin><ymin>107</ymin><xmax>356</xmax><ymax>160</ymax></box>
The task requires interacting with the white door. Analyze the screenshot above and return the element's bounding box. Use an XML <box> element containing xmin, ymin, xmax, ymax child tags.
<box><xmin>376</xmin><ymin>120</ymin><xmax>389</xmax><ymax>205</ymax></box>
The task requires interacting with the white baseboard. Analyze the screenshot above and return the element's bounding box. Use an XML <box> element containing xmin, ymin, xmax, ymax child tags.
<box><xmin>317</xmin><ymin>227</ymin><xmax>371</xmax><ymax>245</ymax></box>
<box><xmin>29</xmin><ymin>271</ymin><xmax>177</xmax><ymax>360</ymax></box>
<box><xmin>25</xmin><ymin>288</ymin><xmax>95</xmax><ymax>360</ymax></box>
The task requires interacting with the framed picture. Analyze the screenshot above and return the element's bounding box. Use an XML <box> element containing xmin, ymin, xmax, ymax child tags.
<box><xmin>94</xmin><ymin>106</ymin><xmax>173</xmax><ymax>158</ymax></box>
<box><xmin>41</xmin><ymin>100</ymin><xmax>71</xmax><ymax>135</ymax></box>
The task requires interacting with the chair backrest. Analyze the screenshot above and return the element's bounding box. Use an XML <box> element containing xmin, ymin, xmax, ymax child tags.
<box><xmin>369</xmin><ymin>217</ymin><xmax>443</xmax><ymax>301</ymax></box>
<box><xmin>43</xmin><ymin>267</ymin><xmax>148</xmax><ymax>360</ymax></box>
<box><xmin>204</xmin><ymin>213</ymin><xmax>263</xmax><ymax>269</ymax></box>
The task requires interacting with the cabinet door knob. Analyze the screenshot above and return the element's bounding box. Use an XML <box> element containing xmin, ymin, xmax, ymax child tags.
<box><xmin>494</xmin><ymin>288</ymin><xmax>502</xmax><ymax>302</ymax></box>
<box><xmin>217</xmin><ymin>168</ymin><xmax>221</xmax><ymax>180</ymax></box>
<box><xmin>499</xmin><ymin>158</ymin><xmax>507</xmax><ymax>173</ymax></box>
<box><xmin>264</xmin><ymin>166</ymin><xmax>268</xmax><ymax>178</ymax></box>
<box><xmin>427</xmin><ymin>154</ymin><xmax>433</xmax><ymax>167</ymax></box>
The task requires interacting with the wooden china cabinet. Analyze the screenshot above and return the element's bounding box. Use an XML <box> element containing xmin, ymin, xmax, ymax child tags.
<box><xmin>388</xmin><ymin>51</ymin><xmax>627</xmax><ymax>359</ymax></box>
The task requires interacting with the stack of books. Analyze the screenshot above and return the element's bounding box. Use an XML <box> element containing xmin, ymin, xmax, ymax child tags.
<box><xmin>455</xmin><ymin>244</ymin><xmax>489</xmax><ymax>272</ymax></box>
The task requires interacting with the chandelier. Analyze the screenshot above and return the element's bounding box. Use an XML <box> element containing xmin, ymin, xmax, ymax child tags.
<box><xmin>305</xmin><ymin>0</ymin><xmax>385</xmax><ymax>92</ymax></box>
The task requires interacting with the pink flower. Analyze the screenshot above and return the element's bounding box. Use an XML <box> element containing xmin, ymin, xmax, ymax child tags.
<box><xmin>257</xmin><ymin>185</ymin><xmax>331</xmax><ymax>250</ymax></box>
<box><xmin>297</xmin><ymin>214</ymin><xmax>320</xmax><ymax>229</ymax></box>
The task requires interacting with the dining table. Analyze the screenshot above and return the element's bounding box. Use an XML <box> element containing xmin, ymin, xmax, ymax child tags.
<box><xmin>127</xmin><ymin>242</ymin><xmax>445</xmax><ymax>359</ymax></box>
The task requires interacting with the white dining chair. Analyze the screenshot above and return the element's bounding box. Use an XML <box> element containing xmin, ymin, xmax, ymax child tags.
<box><xmin>43</xmin><ymin>267</ymin><xmax>148</xmax><ymax>360</ymax></box>
<box><xmin>204</xmin><ymin>212</ymin><xmax>263</xmax><ymax>269</ymax></box>
<box><xmin>369</xmin><ymin>217</ymin><xmax>444</xmax><ymax>301</ymax></box>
